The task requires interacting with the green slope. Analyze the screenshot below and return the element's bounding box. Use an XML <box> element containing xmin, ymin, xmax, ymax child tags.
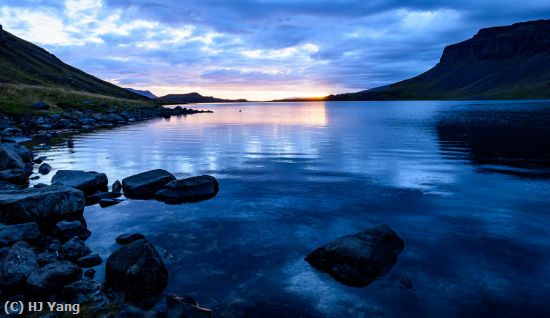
<box><xmin>0</xmin><ymin>25</ymin><xmax>151</xmax><ymax>113</ymax></box>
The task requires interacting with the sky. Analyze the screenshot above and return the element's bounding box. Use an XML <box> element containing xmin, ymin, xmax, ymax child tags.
<box><xmin>1</xmin><ymin>1</ymin><xmax>549</xmax><ymax>100</ymax></box>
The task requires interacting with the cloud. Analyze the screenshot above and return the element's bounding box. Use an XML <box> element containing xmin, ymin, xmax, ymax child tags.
<box><xmin>1</xmin><ymin>0</ymin><xmax>549</xmax><ymax>100</ymax></box>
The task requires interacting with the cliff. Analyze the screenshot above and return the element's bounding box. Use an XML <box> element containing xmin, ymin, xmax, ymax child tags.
<box><xmin>328</xmin><ymin>19</ymin><xmax>550</xmax><ymax>100</ymax></box>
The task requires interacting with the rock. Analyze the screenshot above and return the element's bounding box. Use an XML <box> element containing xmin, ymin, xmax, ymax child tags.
<box><xmin>0</xmin><ymin>145</ymin><xmax>25</xmax><ymax>170</ymax></box>
<box><xmin>105</xmin><ymin>239</ymin><xmax>169</xmax><ymax>300</ymax></box>
<box><xmin>29</xmin><ymin>175</ymin><xmax>40</xmax><ymax>180</ymax></box>
<box><xmin>37</xmin><ymin>251</ymin><xmax>58</xmax><ymax>266</ymax></box>
<box><xmin>55</xmin><ymin>220</ymin><xmax>91</xmax><ymax>241</ymax></box>
<box><xmin>116</xmin><ymin>233</ymin><xmax>146</xmax><ymax>245</ymax></box>
<box><xmin>31</xmin><ymin>101</ymin><xmax>49</xmax><ymax>110</ymax></box>
<box><xmin>122</xmin><ymin>169</ymin><xmax>176</xmax><ymax>199</ymax></box>
<box><xmin>59</xmin><ymin>237</ymin><xmax>91</xmax><ymax>260</ymax></box>
<box><xmin>52</xmin><ymin>170</ymin><xmax>108</xmax><ymax>195</ymax></box>
<box><xmin>62</xmin><ymin>279</ymin><xmax>101</xmax><ymax>302</ymax></box>
<box><xmin>0</xmin><ymin>180</ymin><xmax>21</xmax><ymax>190</ymax></box>
<box><xmin>155</xmin><ymin>175</ymin><xmax>219</xmax><ymax>204</ymax></box>
<box><xmin>0</xmin><ymin>169</ymin><xmax>29</xmax><ymax>185</ymax></box>
<box><xmin>0</xmin><ymin>241</ymin><xmax>37</xmax><ymax>288</ymax></box>
<box><xmin>99</xmin><ymin>198</ymin><xmax>123</xmax><ymax>208</ymax></box>
<box><xmin>33</xmin><ymin>183</ymin><xmax>48</xmax><ymax>188</ymax></box>
<box><xmin>76</xmin><ymin>254</ymin><xmax>102</xmax><ymax>268</ymax></box>
<box><xmin>83</xmin><ymin>268</ymin><xmax>95</xmax><ymax>279</ymax></box>
<box><xmin>86</xmin><ymin>191</ymin><xmax>122</xmax><ymax>206</ymax></box>
<box><xmin>38</xmin><ymin>163</ymin><xmax>52</xmax><ymax>175</ymax></box>
<box><xmin>2</xmin><ymin>136</ymin><xmax>32</xmax><ymax>144</ymax></box>
<box><xmin>305</xmin><ymin>224</ymin><xmax>404</xmax><ymax>287</ymax></box>
<box><xmin>0</xmin><ymin>222</ymin><xmax>40</xmax><ymax>247</ymax></box>
<box><xmin>112</xmin><ymin>180</ymin><xmax>122</xmax><ymax>192</ymax></box>
<box><xmin>400</xmin><ymin>275</ymin><xmax>414</xmax><ymax>290</ymax></box>
<box><xmin>1</xmin><ymin>143</ymin><xmax>33</xmax><ymax>163</ymax></box>
<box><xmin>0</xmin><ymin>186</ymin><xmax>85</xmax><ymax>225</ymax></box>
<box><xmin>26</xmin><ymin>261</ymin><xmax>82</xmax><ymax>295</ymax></box>
<box><xmin>33</xmin><ymin>156</ymin><xmax>47</xmax><ymax>164</ymax></box>
<box><xmin>167</xmin><ymin>295</ymin><xmax>213</xmax><ymax>318</ymax></box>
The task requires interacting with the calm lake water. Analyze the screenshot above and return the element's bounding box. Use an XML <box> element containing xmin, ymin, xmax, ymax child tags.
<box><xmin>30</xmin><ymin>101</ymin><xmax>550</xmax><ymax>317</ymax></box>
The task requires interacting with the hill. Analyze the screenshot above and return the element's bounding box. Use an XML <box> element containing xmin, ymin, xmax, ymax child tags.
<box><xmin>0</xmin><ymin>25</ymin><xmax>151</xmax><ymax>113</ymax></box>
<box><xmin>157</xmin><ymin>92</ymin><xmax>247</xmax><ymax>104</ymax></box>
<box><xmin>327</xmin><ymin>19</ymin><xmax>550</xmax><ymax>101</ymax></box>
<box><xmin>125</xmin><ymin>88</ymin><xmax>157</xmax><ymax>99</ymax></box>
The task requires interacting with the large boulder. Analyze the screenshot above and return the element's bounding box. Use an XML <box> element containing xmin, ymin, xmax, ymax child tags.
<box><xmin>122</xmin><ymin>169</ymin><xmax>176</xmax><ymax>199</ymax></box>
<box><xmin>0</xmin><ymin>186</ymin><xmax>85</xmax><ymax>225</ymax></box>
<box><xmin>0</xmin><ymin>241</ymin><xmax>37</xmax><ymax>288</ymax></box>
<box><xmin>0</xmin><ymin>222</ymin><xmax>40</xmax><ymax>247</ymax></box>
<box><xmin>52</xmin><ymin>170</ymin><xmax>108</xmax><ymax>195</ymax></box>
<box><xmin>26</xmin><ymin>261</ymin><xmax>82</xmax><ymax>295</ymax></box>
<box><xmin>105</xmin><ymin>239</ymin><xmax>169</xmax><ymax>300</ymax></box>
<box><xmin>155</xmin><ymin>175</ymin><xmax>219</xmax><ymax>204</ymax></box>
<box><xmin>305</xmin><ymin>224</ymin><xmax>404</xmax><ymax>287</ymax></box>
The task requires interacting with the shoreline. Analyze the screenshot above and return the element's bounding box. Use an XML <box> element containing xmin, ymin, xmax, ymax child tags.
<box><xmin>0</xmin><ymin>107</ymin><xmax>216</xmax><ymax>316</ymax></box>
<box><xmin>0</xmin><ymin>104</ymin><xmax>212</xmax><ymax>143</ymax></box>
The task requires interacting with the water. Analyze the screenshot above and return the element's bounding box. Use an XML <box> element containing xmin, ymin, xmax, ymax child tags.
<box><xmin>29</xmin><ymin>101</ymin><xmax>550</xmax><ymax>317</ymax></box>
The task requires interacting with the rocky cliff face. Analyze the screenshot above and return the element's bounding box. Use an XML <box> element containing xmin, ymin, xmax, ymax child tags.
<box><xmin>328</xmin><ymin>19</ymin><xmax>550</xmax><ymax>100</ymax></box>
<box><xmin>440</xmin><ymin>20</ymin><xmax>550</xmax><ymax>64</ymax></box>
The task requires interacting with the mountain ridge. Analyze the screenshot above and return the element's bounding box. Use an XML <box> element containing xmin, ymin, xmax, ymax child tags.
<box><xmin>157</xmin><ymin>92</ymin><xmax>248</xmax><ymax>104</ymax></box>
<box><xmin>316</xmin><ymin>19</ymin><xmax>550</xmax><ymax>101</ymax></box>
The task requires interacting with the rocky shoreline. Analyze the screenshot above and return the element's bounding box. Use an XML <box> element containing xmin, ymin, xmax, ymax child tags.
<box><xmin>0</xmin><ymin>103</ymin><xmax>212</xmax><ymax>142</ymax></box>
<box><xmin>0</xmin><ymin>106</ymin><xmax>217</xmax><ymax>317</ymax></box>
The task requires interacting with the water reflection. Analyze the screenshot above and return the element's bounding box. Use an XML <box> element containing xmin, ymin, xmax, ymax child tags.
<box><xmin>26</xmin><ymin>100</ymin><xmax>550</xmax><ymax>318</ymax></box>
<box><xmin>436</xmin><ymin>104</ymin><xmax>550</xmax><ymax>178</ymax></box>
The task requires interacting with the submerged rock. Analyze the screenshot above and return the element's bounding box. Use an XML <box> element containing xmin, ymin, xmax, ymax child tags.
<box><xmin>52</xmin><ymin>170</ymin><xmax>108</xmax><ymax>195</ymax></box>
<box><xmin>305</xmin><ymin>224</ymin><xmax>404</xmax><ymax>287</ymax></box>
<box><xmin>155</xmin><ymin>175</ymin><xmax>219</xmax><ymax>204</ymax></box>
<box><xmin>167</xmin><ymin>294</ymin><xmax>213</xmax><ymax>318</ymax></box>
<box><xmin>0</xmin><ymin>222</ymin><xmax>40</xmax><ymax>247</ymax></box>
<box><xmin>99</xmin><ymin>198</ymin><xmax>123</xmax><ymax>208</ymax></box>
<box><xmin>26</xmin><ymin>261</ymin><xmax>82</xmax><ymax>295</ymax></box>
<box><xmin>122</xmin><ymin>169</ymin><xmax>176</xmax><ymax>199</ymax></box>
<box><xmin>30</xmin><ymin>101</ymin><xmax>50</xmax><ymax>111</ymax></box>
<box><xmin>0</xmin><ymin>241</ymin><xmax>38</xmax><ymax>288</ymax></box>
<box><xmin>0</xmin><ymin>186</ymin><xmax>85</xmax><ymax>225</ymax></box>
<box><xmin>115</xmin><ymin>233</ymin><xmax>145</xmax><ymax>245</ymax></box>
<box><xmin>105</xmin><ymin>238</ymin><xmax>169</xmax><ymax>300</ymax></box>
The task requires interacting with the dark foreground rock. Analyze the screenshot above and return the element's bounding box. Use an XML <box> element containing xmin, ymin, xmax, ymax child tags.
<box><xmin>26</xmin><ymin>261</ymin><xmax>82</xmax><ymax>295</ymax></box>
<box><xmin>0</xmin><ymin>241</ymin><xmax>38</xmax><ymax>288</ymax></box>
<box><xmin>0</xmin><ymin>222</ymin><xmax>40</xmax><ymax>247</ymax></box>
<box><xmin>76</xmin><ymin>253</ymin><xmax>102</xmax><ymax>268</ymax></box>
<box><xmin>59</xmin><ymin>236</ymin><xmax>91</xmax><ymax>260</ymax></box>
<box><xmin>105</xmin><ymin>238</ymin><xmax>169</xmax><ymax>300</ymax></box>
<box><xmin>52</xmin><ymin>170</ymin><xmax>108</xmax><ymax>195</ymax></box>
<box><xmin>0</xmin><ymin>186</ymin><xmax>85</xmax><ymax>225</ymax></box>
<box><xmin>167</xmin><ymin>295</ymin><xmax>213</xmax><ymax>318</ymax></box>
<box><xmin>155</xmin><ymin>175</ymin><xmax>219</xmax><ymax>204</ymax></box>
<box><xmin>305</xmin><ymin>224</ymin><xmax>404</xmax><ymax>287</ymax></box>
<box><xmin>122</xmin><ymin>169</ymin><xmax>176</xmax><ymax>199</ymax></box>
<box><xmin>55</xmin><ymin>220</ymin><xmax>91</xmax><ymax>241</ymax></box>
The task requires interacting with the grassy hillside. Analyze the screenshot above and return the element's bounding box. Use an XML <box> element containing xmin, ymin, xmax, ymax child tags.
<box><xmin>0</xmin><ymin>26</ymin><xmax>151</xmax><ymax>114</ymax></box>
